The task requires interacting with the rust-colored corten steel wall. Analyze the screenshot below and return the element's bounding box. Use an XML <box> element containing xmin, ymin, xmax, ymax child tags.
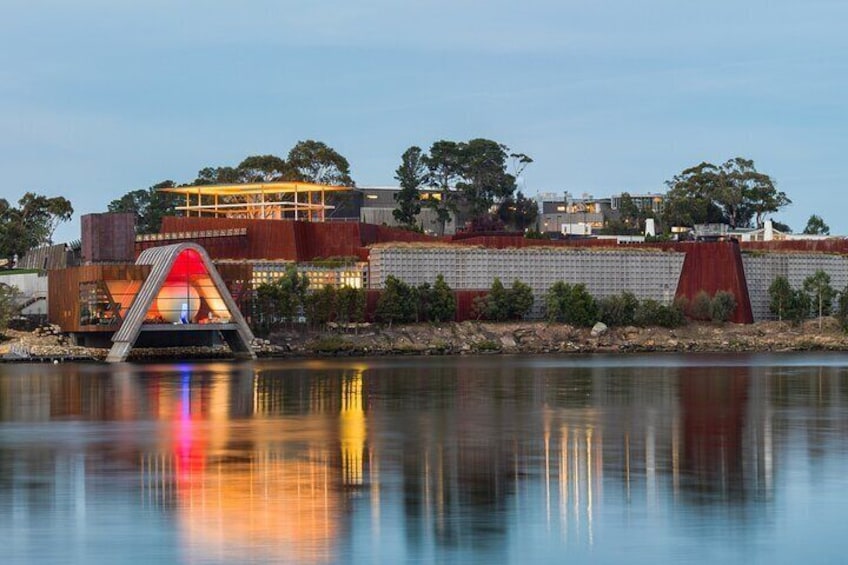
<box><xmin>160</xmin><ymin>217</ymin><xmax>443</xmax><ymax>261</ymax></box>
<box><xmin>48</xmin><ymin>264</ymin><xmax>151</xmax><ymax>333</ymax></box>
<box><xmin>135</xmin><ymin>233</ymin><xmax>250</xmax><ymax>258</ymax></box>
<box><xmin>81</xmin><ymin>213</ymin><xmax>136</xmax><ymax>264</ymax></box>
<box><xmin>666</xmin><ymin>241</ymin><xmax>753</xmax><ymax>324</ymax></box>
<box><xmin>160</xmin><ymin>217</ymin><xmax>301</xmax><ymax>260</ymax></box>
<box><xmin>741</xmin><ymin>240</ymin><xmax>848</xmax><ymax>254</ymax></box>
<box><xmin>454</xmin><ymin>235</ymin><xmax>619</xmax><ymax>249</ymax></box>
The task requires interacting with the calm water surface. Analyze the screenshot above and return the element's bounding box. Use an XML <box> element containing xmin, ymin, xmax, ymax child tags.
<box><xmin>1</xmin><ymin>353</ymin><xmax>847</xmax><ymax>564</ymax></box>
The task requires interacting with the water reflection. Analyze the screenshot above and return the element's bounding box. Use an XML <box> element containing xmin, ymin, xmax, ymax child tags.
<box><xmin>1</xmin><ymin>355</ymin><xmax>848</xmax><ymax>563</ymax></box>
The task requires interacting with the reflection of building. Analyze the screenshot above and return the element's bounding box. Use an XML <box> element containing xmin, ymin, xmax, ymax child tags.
<box><xmin>10</xmin><ymin>359</ymin><xmax>848</xmax><ymax>561</ymax></box>
<box><xmin>138</xmin><ymin>368</ymin><xmax>345</xmax><ymax>565</ymax></box>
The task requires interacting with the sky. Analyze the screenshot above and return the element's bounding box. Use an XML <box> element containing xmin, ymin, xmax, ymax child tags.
<box><xmin>2</xmin><ymin>0</ymin><xmax>847</xmax><ymax>243</ymax></box>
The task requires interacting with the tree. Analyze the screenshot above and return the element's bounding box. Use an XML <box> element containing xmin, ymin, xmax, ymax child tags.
<box><xmin>423</xmin><ymin>140</ymin><xmax>464</xmax><ymax>235</ymax></box>
<box><xmin>710</xmin><ymin>291</ymin><xmax>737</xmax><ymax>323</ymax></box>
<box><xmin>690</xmin><ymin>290</ymin><xmax>713</xmax><ymax>320</ymax></box>
<box><xmin>497</xmin><ymin>191</ymin><xmax>539</xmax><ymax>231</ymax></box>
<box><xmin>545</xmin><ymin>281</ymin><xmax>598</xmax><ymax>327</ymax></box>
<box><xmin>17</xmin><ymin>192</ymin><xmax>74</xmax><ymax>246</ymax></box>
<box><xmin>458</xmin><ymin>138</ymin><xmax>516</xmax><ymax>220</ymax></box>
<box><xmin>336</xmin><ymin>285</ymin><xmax>366</xmax><ymax>324</ymax></box>
<box><xmin>429</xmin><ymin>274</ymin><xmax>456</xmax><ymax>322</ymax></box>
<box><xmin>0</xmin><ymin>283</ymin><xmax>20</xmax><ymax>334</ymax></box>
<box><xmin>0</xmin><ymin>193</ymin><xmax>74</xmax><ymax>264</ymax></box>
<box><xmin>803</xmin><ymin>269</ymin><xmax>835</xmax><ymax>328</ymax></box>
<box><xmin>768</xmin><ymin>276</ymin><xmax>793</xmax><ymax>321</ymax></box>
<box><xmin>771</xmin><ymin>220</ymin><xmax>792</xmax><ymax>233</ymax></box>
<box><xmin>287</xmin><ymin>140</ymin><xmax>354</xmax><ymax>186</ymax></box>
<box><xmin>598</xmin><ymin>292</ymin><xmax>638</xmax><ymax>327</ymax></box>
<box><xmin>788</xmin><ymin>289</ymin><xmax>811</xmax><ymax>325</ymax></box>
<box><xmin>193</xmin><ymin>166</ymin><xmax>241</xmax><ymax>185</ymax></box>
<box><xmin>478</xmin><ymin>277</ymin><xmax>510</xmax><ymax>321</ymax></box>
<box><xmin>255</xmin><ymin>281</ymin><xmax>280</xmax><ymax>333</ymax></box>
<box><xmin>417</xmin><ymin>138</ymin><xmax>530</xmax><ymax>234</ymax></box>
<box><xmin>107</xmin><ymin>181</ymin><xmax>182</xmax><ymax>234</ymax></box>
<box><xmin>663</xmin><ymin>157</ymin><xmax>789</xmax><ymax>229</ymax></box>
<box><xmin>508</xmin><ymin>279</ymin><xmax>535</xmax><ymax>320</ymax></box>
<box><xmin>253</xmin><ymin>266</ymin><xmax>309</xmax><ymax>332</ymax></box>
<box><xmin>306</xmin><ymin>284</ymin><xmax>338</xmax><ymax>327</ymax></box>
<box><xmin>633</xmin><ymin>299</ymin><xmax>686</xmax><ymax>328</ymax></box>
<box><xmin>663</xmin><ymin>162</ymin><xmax>726</xmax><ymax>228</ymax></box>
<box><xmin>393</xmin><ymin>146</ymin><xmax>427</xmax><ymax>229</ymax></box>
<box><xmin>836</xmin><ymin>285</ymin><xmax>848</xmax><ymax>332</ymax></box>
<box><xmin>617</xmin><ymin>192</ymin><xmax>646</xmax><ymax>231</ymax></box>
<box><xmin>802</xmin><ymin>214</ymin><xmax>830</xmax><ymax>235</ymax></box>
<box><xmin>236</xmin><ymin>155</ymin><xmax>291</xmax><ymax>183</ymax></box>
<box><xmin>276</xmin><ymin>265</ymin><xmax>310</xmax><ymax>323</ymax></box>
<box><xmin>375</xmin><ymin>276</ymin><xmax>417</xmax><ymax>326</ymax></box>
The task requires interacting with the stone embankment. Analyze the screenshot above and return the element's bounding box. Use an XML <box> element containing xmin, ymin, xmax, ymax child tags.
<box><xmin>2</xmin><ymin>319</ymin><xmax>848</xmax><ymax>362</ymax></box>
<box><xmin>266</xmin><ymin>318</ymin><xmax>848</xmax><ymax>357</ymax></box>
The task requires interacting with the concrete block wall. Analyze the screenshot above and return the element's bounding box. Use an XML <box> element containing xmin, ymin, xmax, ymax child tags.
<box><xmin>369</xmin><ymin>246</ymin><xmax>686</xmax><ymax>318</ymax></box>
<box><xmin>0</xmin><ymin>272</ymin><xmax>48</xmax><ymax>315</ymax></box>
<box><xmin>742</xmin><ymin>252</ymin><xmax>848</xmax><ymax>321</ymax></box>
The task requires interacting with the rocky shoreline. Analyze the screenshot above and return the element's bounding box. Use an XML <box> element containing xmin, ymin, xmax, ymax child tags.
<box><xmin>3</xmin><ymin>318</ymin><xmax>848</xmax><ymax>362</ymax></box>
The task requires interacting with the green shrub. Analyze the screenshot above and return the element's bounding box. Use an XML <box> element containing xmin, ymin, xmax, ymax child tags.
<box><xmin>545</xmin><ymin>281</ymin><xmax>598</xmax><ymax>327</ymax></box>
<box><xmin>837</xmin><ymin>286</ymin><xmax>848</xmax><ymax>332</ymax></box>
<box><xmin>476</xmin><ymin>278</ymin><xmax>534</xmax><ymax>321</ymax></box>
<box><xmin>691</xmin><ymin>291</ymin><xmax>712</xmax><ymax>320</ymax></box>
<box><xmin>375</xmin><ymin>275</ymin><xmax>418</xmax><ymax>326</ymax></box>
<box><xmin>710</xmin><ymin>291</ymin><xmax>737</xmax><ymax>322</ymax></box>
<box><xmin>0</xmin><ymin>283</ymin><xmax>19</xmax><ymax>335</ymax></box>
<box><xmin>428</xmin><ymin>274</ymin><xmax>456</xmax><ymax>322</ymax></box>
<box><xmin>598</xmin><ymin>292</ymin><xmax>638</xmax><ymax>327</ymax></box>
<box><xmin>634</xmin><ymin>299</ymin><xmax>686</xmax><ymax>328</ymax></box>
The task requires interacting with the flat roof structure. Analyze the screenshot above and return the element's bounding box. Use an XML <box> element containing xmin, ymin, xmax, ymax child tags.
<box><xmin>159</xmin><ymin>181</ymin><xmax>353</xmax><ymax>221</ymax></box>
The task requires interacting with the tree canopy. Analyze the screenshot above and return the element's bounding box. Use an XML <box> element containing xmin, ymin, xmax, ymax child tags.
<box><xmin>0</xmin><ymin>192</ymin><xmax>73</xmax><ymax>264</ymax></box>
<box><xmin>393</xmin><ymin>146</ymin><xmax>428</xmax><ymax>229</ymax></box>
<box><xmin>107</xmin><ymin>140</ymin><xmax>355</xmax><ymax>230</ymax></box>
<box><xmin>663</xmin><ymin>157</ymin><xmax>789</xmax><ymax>229</ymax></box>
<box><xmin>497</xmin><ymin>191</ymin><xmax>539</xmax><ymax>231</ymax></box>
<box><xmin>287</xmin><ymin>140</ymin><xmax>354</xmax><ymax>186</ymax></box>
<box><xmin>107</xmin><ymin>180</ymin><xmax>182</xmax><ymax>234</ymax></box>
<box><xmin>191</xmin><ymin>140</ymin><xmax>354</xmax><ymax>187</ymax></box>
<box><xmin>408</xmin><ymin>138</ymin><xmax>531</xmax><ymax>234</ymax></box>
<box><xmin>802</xmin><ymin>214</ymin><xmax>830</xmax><ymax>235</ymax></box>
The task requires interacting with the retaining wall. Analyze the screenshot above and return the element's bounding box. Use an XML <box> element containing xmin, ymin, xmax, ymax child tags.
<box><xmin>369</xmin><ymin>246</ymin><xmax>685</xmax><ymax>318</ymax></box>
<box><xmin>742</xmin><ymin>252</ymin><xmax>848</xmax><ymax>321</ymax></box>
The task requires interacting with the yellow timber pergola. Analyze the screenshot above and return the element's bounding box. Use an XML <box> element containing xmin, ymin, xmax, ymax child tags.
<box><xmin>158</xmin><ymin>181</ymin><xmax>353</xmax><ymax>221</ymax></box>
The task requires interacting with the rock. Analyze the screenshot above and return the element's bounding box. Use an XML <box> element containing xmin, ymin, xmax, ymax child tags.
<box><xmin>500</xmin><ymin>335</ymin><xmax>517</xmax><ymax>348</ymax></box>
<box><xmin>591</xmin><ymin>322</ymin><xmax>608</xmax><ymax>337</ymax></box>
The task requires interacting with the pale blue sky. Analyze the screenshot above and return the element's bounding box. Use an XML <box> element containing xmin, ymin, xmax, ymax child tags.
<box><xmin>2</xmin><ymin>0</ymin><xmax>846</xmax><ymax>241</ymax></box>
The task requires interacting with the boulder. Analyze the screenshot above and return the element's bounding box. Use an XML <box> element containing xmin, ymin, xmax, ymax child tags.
<box><xmin>591</xmin><ymin>322</ymin><xmax>608</xmax><ymax>337</ymax></box>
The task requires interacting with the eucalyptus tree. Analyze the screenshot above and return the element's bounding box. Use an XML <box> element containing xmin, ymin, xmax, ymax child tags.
<box><xmin>0</xmin><ymin>192</ymin><xmax>74</xmax><ymax>264</ymax></box>
<box><xmin>663</xmin><ymin>157</ymin><xmax>789</xmax><ymax>229</ymax></box>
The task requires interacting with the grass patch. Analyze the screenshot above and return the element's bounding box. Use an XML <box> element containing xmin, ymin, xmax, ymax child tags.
<box><xmin>309</xmin><ymin>335</ymin><xmax>355</xmax><ymax>354</ymax></box>
<box><xmin>474</xmin><ymin>339</ymin><xmax>502</xmax><ymax>352</ymax></box>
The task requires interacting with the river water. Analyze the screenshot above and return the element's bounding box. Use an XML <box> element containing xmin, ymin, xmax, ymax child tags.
<box><xmin>1</xmin><ymin>353</ymin><xmax>847</xmax><ymax>564</ymax></box>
